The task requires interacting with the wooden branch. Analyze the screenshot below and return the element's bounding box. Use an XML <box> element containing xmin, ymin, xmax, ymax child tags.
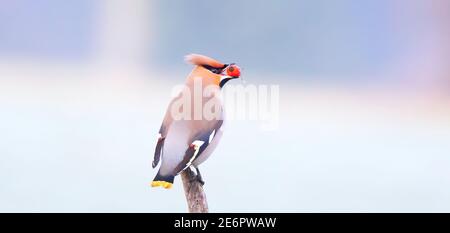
<box><xmin>180</xmin><ymin>168</ymin><xmax>209</xmax><ymax>213</ymax></box>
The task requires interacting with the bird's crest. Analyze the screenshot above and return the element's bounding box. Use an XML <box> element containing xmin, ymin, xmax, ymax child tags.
<box><xmin>184</xmin><ymin>54</ymin><xmax>225</xmax><ymax>68</ymax></box>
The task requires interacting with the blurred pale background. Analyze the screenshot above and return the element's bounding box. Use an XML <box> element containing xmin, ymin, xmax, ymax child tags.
<box><xmin>1</xmin><ymin>0</ymin><xmax>450</xmax><ymax>212</ymax></box>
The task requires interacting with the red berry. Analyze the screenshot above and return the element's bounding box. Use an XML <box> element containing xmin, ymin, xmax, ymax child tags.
<box><xmin>226</xmin><ymin>65</ymin><xmax>241</xmax><ymax>77</ymax></box>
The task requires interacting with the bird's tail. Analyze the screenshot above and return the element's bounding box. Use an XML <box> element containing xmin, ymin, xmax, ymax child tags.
<box><xmin>151</xmin><ymin>171</ymin><xmax>174</xmax><ymax>189</ymax></box>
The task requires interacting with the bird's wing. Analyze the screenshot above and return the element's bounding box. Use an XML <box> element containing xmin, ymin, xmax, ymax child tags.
<box><xmin>173</xmin><ymin>120</ymin><xmax>224</xmax><ymax>175</ymax></box>
<box><xmin>152</xmin><ymin>131</ymin><xmax>164</xmax><ymax>168</ymax></box>
<box><xmin>152</xmin><ymin>101</ymin><xmax>175</xmax><ymax>168</ymax></box>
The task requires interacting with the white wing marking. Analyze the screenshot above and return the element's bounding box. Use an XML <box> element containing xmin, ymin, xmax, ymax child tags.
<box><xmin>184</xmin><ymin>140</ymin><xmax>205</xmax><ymax>169</ymax></box>
<box><xmin>208</xmin><ymin>130</ymin><xmax>216</xmax><ymax>143</ymax></box>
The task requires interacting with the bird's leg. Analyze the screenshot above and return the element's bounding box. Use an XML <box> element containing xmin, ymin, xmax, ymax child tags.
<box><xmin>195</xmin><ymin>167</ymin><xmax>205</xmax><ymax>186</ymax></box>
<box><xmin>189</xmin><ymin>166</ymin><xmax>205</xmax><ymax>186</ymax></box>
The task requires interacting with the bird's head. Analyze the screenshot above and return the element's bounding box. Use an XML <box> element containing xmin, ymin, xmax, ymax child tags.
<box><xmin>218</xmin><ymin>63</ymin><xmax>241</xmax><ymax>88</ymax></box>
<box><xmin>185</xmin><ymin>54</ymin><xmax>241</xmax><ymax>88</ymax></box>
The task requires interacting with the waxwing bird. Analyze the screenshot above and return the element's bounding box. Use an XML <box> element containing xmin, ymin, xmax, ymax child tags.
<box><xmin>151</xmin><ymin>54</ymin><xmax>241</xmax><ymax>189</ymax></box>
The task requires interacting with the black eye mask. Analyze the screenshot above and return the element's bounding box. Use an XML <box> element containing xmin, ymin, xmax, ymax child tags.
<box><xmin>202</xmin><ymin>64</ymin><xmax>229</xmax><ymax>74</ymax></box>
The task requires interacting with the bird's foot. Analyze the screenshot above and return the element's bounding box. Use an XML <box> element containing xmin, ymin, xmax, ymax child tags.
<box><xmin>196</xmin><ymin>176</ymin><xmax>205</xmax><ymax>186</ymax></box>
<box><xmin>189</xmin><ymin>173</ymin><xmax>205</xmax><ymax>186</ymax></box>
<box><xmin>189</xmin><ymin>167</ymin><xmax>205</xmax><ymax>186</ymax></box>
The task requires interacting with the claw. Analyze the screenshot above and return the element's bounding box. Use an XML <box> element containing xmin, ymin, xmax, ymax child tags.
<box><xmin>197</xmin><ymin>178</ymin><xmax>205</xmax><ymax>186</ymax></box>
<box><xmin>188</xmin><ymin>174</ymin><xmax>205</xmax><ymax>186</ymax></box>
<box><xmin>187</xmin><ymin>167</ymin><xmax>205</xmax><ymax>186</ymax></box>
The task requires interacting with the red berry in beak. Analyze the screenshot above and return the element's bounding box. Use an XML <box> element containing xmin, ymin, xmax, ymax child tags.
<box><xmin>226</xmin><ymin>65</ymin><xmax>241</xmax><ymax>77</ymax></box>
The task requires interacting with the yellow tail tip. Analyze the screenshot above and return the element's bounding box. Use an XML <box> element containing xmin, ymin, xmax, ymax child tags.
<box><xmin>151</xmin><ymin>181</ymin><xmax>173</xmax><ymax>189</ymax></box>
<box><xmin>151</xmin><ymin>181</ymin><xmax>162</xmax><ymax>187</ymax></box>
